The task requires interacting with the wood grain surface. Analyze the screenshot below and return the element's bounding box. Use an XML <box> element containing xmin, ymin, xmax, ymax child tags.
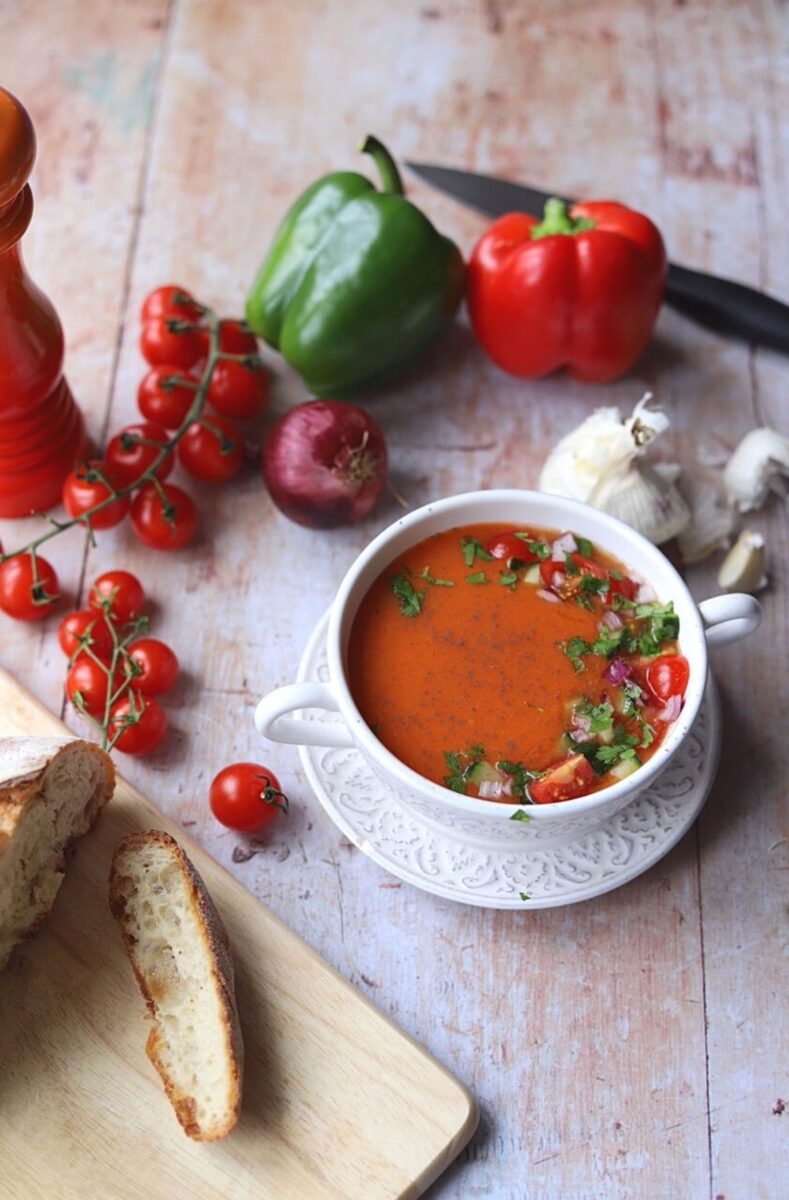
<box><xmin>1</xmin><ymin>2</ymin><xmax>786</xmax><ymax>1197</ymax></box>
<box><xmin>0</xmin><ymin>668</ymin><xmax>476</xmax><ymax>1200</ymax></box>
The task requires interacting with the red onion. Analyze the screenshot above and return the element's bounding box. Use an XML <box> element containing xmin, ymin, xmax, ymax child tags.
<box><xmin>658</xmin><ymin>694</ymin><xmax>682</xmax><ymax>722</ymax></box>
<box><xmin>537</xmin><ymin>588</ymin><xmax>561</xmax><ymax>604</ymax></box>
<box><xmin>262</xmin><ymin>400</ymin><xmax>387</xmax><ymax>528</ymax></box>
<box><xmin>551</xmin><ymin>531</ymin><xmax>577</xmax><ymax>562</ymax></box>
<box><xmin>601</xmin><ymin>610</ymin><xmax>623</xmax><ymax>630</ymax></box>
<box><xmin>604</xmin><ymin>658</ymin><xmax>632</xmax><ymax>684</ymax></box>
<box><xmin>551</xmin><ymin>571</ymin><xmax>564</xmax><ymax>590</ymax></box>
<box><xmin>478</xmin><ymin>779</ymin><xmax>503</xmax><ymax>799</ymax></box>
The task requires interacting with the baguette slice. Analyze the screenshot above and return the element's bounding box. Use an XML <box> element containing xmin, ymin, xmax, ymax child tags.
<box><xmin>0</xmin><ymin>736</ymin><xmax>115</xmax><ymax>970</ymax></box>
<box><xmin>109</xmin><ymin>830</ymin><xmax>244</xmax><ymax>1141</ymax></box>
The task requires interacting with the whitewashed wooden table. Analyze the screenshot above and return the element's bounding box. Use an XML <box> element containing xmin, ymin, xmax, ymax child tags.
<box><xmin>2</xmin><ymin>3</ymin><xmax>787</xmax><ymax>1196</ymax></box>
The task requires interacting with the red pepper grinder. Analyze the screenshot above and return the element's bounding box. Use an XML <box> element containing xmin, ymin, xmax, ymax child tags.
<box><xmin>0</xmin><ymin>86</ymin><xmax>86</xmax><ymax>517</ymax></box>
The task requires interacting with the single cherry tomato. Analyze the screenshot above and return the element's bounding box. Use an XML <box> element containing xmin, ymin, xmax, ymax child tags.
<box><xmin>0</xmin><ymin>554</ymin><xmax>59</xmax><ymax>621</ymax></box>
<box><xmin>530</xmin><ymin>753</ymin><xmax>597</xmax><ymax>805</ymax></box>
<box><xmin>137</xmin><ymin>365</ymin><xmax>198</xmax><ymax>429</ymax></box>
<box><xmin>177</xmin><ymin>417</ymin><xmax>244</xmax><ymax>483</ymax></box>
<box><xmin>140</xmin><ymin>285</ymin><xmax>202</xmax><ymax>324</ymax></box>
<box><xmin>217</xmin><ymin>319</ymin><xmax>258</xmax><ymax>356</ymax></box>
<box><xmin>66</xmin><ymin>656</ymin><xmax>119</xmax><ymax>718</ymax></box>
<box><xmin>89</xmin><ymin>570</ymin><xmax>146</xmax><ymax>624</ymax></box>
<box><xmin>62</xmin><ymin>460</ymin><xmax>130</xmax><ymax>530</ymax></box>
<box><xmin>58</xmin><ymin>609</ymin><xmax>114</xmax><ymax>660</ymax></box>
<box><xmin>209</xmin><ymin>762</ymin><xmax>289</xmax><ymax>833</ymax></box>
<box><xmin>109</xmin><ymin>692</ymin><xmax>168</xmax><ymax>755</ymax></box>
<box><xmin>140</xmin><ymin>317</ymin><xmax>205</xmax><ymax>370</ymax></box>
<box><xmin>105</xmin><ymin>422</ymin><xmax>173</xmax><ymax>488</ymax></box>
<box><xmin>484</xmin><ymin>531</ymin><xmax>541</xmax><ymax>568</ymax></box>
<box><xmin>207</xmin><ymin>358</ymin><xmax>270</xmax><ymax>420</ymax></box>
<box><xmin>131</xmin><ymin>483</ymin><xmax>198</xmax><ymax>550</ymax></box>
<box><xmin>645</xmin><ymin>654</ymin><xmax>690</xmax><ymax>703</ymax></box>
<box><xmin>126</xmin><ymin>638</ymin><xmax>179</xmax><ymax>695</ymax></box>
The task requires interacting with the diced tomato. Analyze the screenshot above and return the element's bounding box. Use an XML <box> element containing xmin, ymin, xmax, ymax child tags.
<box><xmin>608</xmin><ymin>574</ymin><xmax>638</xmax><ymax>601</ymax></box>
<box><xmin>540</xmin><ymin>558</ymin><xmax>563</xmax><ymax>588</ymax></box>
<box><xmin>645</xmin><ymin>654</ymin><xmax>689</xmax><ymax>703</ymax></box>
<box><xmin>568</xmin><ymin>552</ymin><xmax>607</xmax><ymax>579</ymax></box>
<box><xmin>530</xmin><ymin>753</ymin><xmax>596</xmax><ymax>804</ymax></box>
<box><xmin>484</xmin><ymin>531</ymin><xmax>541</xmax><ymax>566</ymax></box>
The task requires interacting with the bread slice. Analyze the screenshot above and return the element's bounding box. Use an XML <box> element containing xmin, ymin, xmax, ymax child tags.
<box><xmin>109</xmin><ymin>830</ymin><xmax>244</xmax><ymax>1141</ymax></box>
<box><xmin>0</xmin><ymin>736</ymin><xmax>115</xmax><ymax>970</ymax></box>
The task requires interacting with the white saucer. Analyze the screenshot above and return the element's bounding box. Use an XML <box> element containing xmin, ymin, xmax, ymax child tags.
<box><xmin>296</xmin><ymin>613</ymin><xmax>722</xmax><ymax>909</ymax></box>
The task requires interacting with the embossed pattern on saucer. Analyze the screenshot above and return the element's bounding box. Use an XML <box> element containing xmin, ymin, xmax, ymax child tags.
<box><xmin>296</xmin><ymin>613</ymin><xmax>721</xmax><ymax>909</ymax></box>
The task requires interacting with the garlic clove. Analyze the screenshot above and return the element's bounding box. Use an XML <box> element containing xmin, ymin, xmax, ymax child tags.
<box><xmin>677</xmin><ymin>477</ymin><xmax>735</xmax><ymax>563</ymax></box>
<box><xmin>723</xmin><ymin>428</ymin><xmax>789</xmax><ymax>513</ymax></box>
<box><xmin>717</xmin><ymin>529</ymin><xmax>768</xmax><ymax>594</ymax></box>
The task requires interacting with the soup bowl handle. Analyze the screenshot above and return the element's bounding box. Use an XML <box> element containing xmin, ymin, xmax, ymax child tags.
<box><xmin>698</xmin><ymin>593</ymin><xmax>762</xmax><ymax>649</ymax></box>
<box><xmin>254</xmin><ymin>683</ymin><xmax>356</xmax><ymax>749</ymax></box>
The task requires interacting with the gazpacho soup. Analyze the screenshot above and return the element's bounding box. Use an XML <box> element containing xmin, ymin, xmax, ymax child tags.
<box><xmin>348</xmin><ymin>524</ymin><xmax>690</xmax><ymax>805</ymax></box>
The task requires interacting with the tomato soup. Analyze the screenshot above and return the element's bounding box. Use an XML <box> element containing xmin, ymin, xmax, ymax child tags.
<box><xmin>347</xmin><ymin>523</ymin><xmax>688</xmax><ymax>805</ymax></box>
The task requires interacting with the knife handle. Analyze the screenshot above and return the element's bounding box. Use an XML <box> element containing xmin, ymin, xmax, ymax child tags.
<box><xmin>665</xmin><ymin>264</ymin><xmax>789</xmax><ymax>353</ymax></box>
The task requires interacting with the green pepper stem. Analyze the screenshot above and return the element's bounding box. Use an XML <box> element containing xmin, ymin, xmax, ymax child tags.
<box><xmin>360</xmin><ymin>135</ymin><xmax>404</xmax><ymax>195</ymax></box>
<box><xmin>531</xmin><ymin>197</ymin><xmax>596</xmax><ymax>239</ymax></box>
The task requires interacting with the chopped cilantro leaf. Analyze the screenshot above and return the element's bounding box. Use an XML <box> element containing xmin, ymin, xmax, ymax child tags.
<box><xmin>499</xmin><ymin>571</ymin><xmax>519</xmax><ymax>590</ymax></box>
<box><xmin>575</xmin><ymin>700</ymin><xmax>614</xmax><ymax>733</ymax></box>
<box><xmin>496</xmin><ymin>759</ymin><xmax>540</xmax><ymax>800</ymax></box>
<box><xmin>418</xmin><ymin>566</ymin><xmax>454</xmax><ymax>587</ymax></box>
<box><xmin>639</xmin><ymin>722</ymin><xmax>655</xmax><ymax>749</ymax></box>
<box><xmin>612</xmin><ymin>592</ymin><xmax>636</xmax><ymax>611</ymax></box>
<box><xmin>514</xmin><ymin>534</ymin><xmax>550</xmax><ymax>560</ymax></box>
<box><xmin>574</xmin><ymin>593</ymin><xmax>595</xmax><ymax>611</ymax></box>
<box><xmin>461</xmin><ymin>536</ymin><xmax>493</xmax><ymax>567</ymax></box>
<box><xmin>562</xmin><ymin>635</ymin><xmax>591</xmax><ymax>672</ymax></box>
<box><xmin>591</xmin><ymin>624</ymin><xmax>630</xmax><ymax>657</ymax></box>
<box><xmin>577</xmin><ymin>729</ymin><xmax>640</xmax><ymax>774</ymax></box>
<box><xmin>466</xmin><ymin>571</ymin><xmax>489</xmax><ymax>584</ymax></box>
<box><xmin>443</xmin><ymin>744</ymin><xmax>486</xmax><ymax>793</ymax></box>
<box><xmin>391</xmin><ymin>573</ymin><xmax>425</xmax><ymax>617</ymax></box>
<box><xmin>519</xmin><ymin>892</ymin><xmax>531</xmax><ymax>901</ymax></box>
<box><xmin>510</xmin><ymin>809</ymin><xmax>532</xmax><ymax>823</ymax></box>
<box><xmin>564</xmin><ymin>553</ymin><xmax>580</xmax><ymax>576</ymax></box>
<box><xmin>575</xmin><ymin>536</ymin><xmax>594</xmax><ymax>557</ymax></box>
<box><xmin>609</xmin><ymin>568</ymin><xmax>624</xmax><ymax>581</ymax></box>
<box><xmin>621</xmin><ymin>681</ymin><xmax>644</xmax><ymax>717</ymax></box>
<box><xmin>579</xmin><ymin>574</ymin><xmax>609</xmax><ymax>596</ymax></box>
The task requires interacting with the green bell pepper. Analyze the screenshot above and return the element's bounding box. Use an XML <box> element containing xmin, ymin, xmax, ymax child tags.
<box><xmin>245</xmin><ymin>137</ymin><xmax>465</xmax><ymax>396</ymax></box>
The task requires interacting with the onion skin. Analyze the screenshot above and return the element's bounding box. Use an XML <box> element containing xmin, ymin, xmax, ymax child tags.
<box><xmin>262</xmin><ymin>399</ymin><xmax>388</xmax><ymax>529</ymax></box>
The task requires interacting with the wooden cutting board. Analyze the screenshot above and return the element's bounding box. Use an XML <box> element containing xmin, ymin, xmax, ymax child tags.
<box><xmin>0</xmin><ymin>667</ymin><xmax>476</xmax><ymax>1200</ymax></box>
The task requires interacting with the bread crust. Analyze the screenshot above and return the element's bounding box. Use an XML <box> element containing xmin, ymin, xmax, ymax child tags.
<box><xmin>109</xmin><ymin>830</ymin><xmax>244</xmax><ymax>1141</ymax></box>
<box><xmin>0</xmin><ymin>738</ymin><xmax>115</xmax><ymax>968</ymax></box>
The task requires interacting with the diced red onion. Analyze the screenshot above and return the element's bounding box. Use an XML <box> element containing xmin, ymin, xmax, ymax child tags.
<box><xmin>551</xmin><ymin>532</ymin><xmax>577</xmax><ymax>562</ymax></box>
<box><xmin>636</xmin><ymin>581</ymin><xmax>656</xmax><ymax>603</ymax></box>
<box><xmin>601</xmin><ymin>610</ymin><xmax>623</xmax><ymax>630</ymax></box>
<box><xmin>551</xmin><ymin>571</ymin><xmax>564</xmax><ymax>590</ymax></box>
<box><xmin>537</xmin><ymin>588</ymin><xmax>561</xmax><ymax>604</ymax></box>
<box><xmin>604</xmin><ymin>658</ymin><xmax>632</xmax><ymax>684</ymax></box>
<box><xmin>658</xmin><ymin>694</ymin><xmax>682</xmax><ymax>722</ymax></box>
<box><xmin>502</xmin><ymin>777</ymin><xmax>514</xmax><ymax>797</ymax></box>
<box><xmin>572</xmin><ymin>712</ymin><xmax>592</xmax><ymax>733</ymax></box>
<box><xmin>478</xmin><ymin>779</ymin><xmax>503</xmax><ymax>799</ymax></box>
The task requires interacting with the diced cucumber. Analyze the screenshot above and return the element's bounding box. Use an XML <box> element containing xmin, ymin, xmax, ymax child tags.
<box><xmin>465</xmin><ymin>760</ymin><xmax>503</xmax><ymax>785</ymax></box>
<box><xmin>609</xmin><ymin>757</ymin><xmax>640</xmax><ymax>780</ymax></box>
<box><xmin>598</xmin><ymin>726</ymin><xmax>614</xmax><ymax>745</ymax></box>
<box><xmin>524</xmin><ymin>564</ymin><xmax>540</xmax><ymax>584</ymax></box>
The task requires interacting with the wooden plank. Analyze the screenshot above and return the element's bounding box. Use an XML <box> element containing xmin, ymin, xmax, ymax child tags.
<box><xmin>0</xmin><ymin>667</ymin><xmax>477</xmax><ymax>1200</ymax></box>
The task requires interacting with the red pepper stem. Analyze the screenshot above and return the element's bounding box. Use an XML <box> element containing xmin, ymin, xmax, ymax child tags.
<box><xmin>360</xmin><ymin>135</ymin><xmax>404</xmax><ymax>196</ymax></box>
<box><xmin>531</xmin><ymin>197</ymin><xmax>596</xmax><ymax>240</ymax></box>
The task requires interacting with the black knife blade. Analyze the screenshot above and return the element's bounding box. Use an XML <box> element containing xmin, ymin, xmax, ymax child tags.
<box><xmin>407</xmin><ymin>161</ymin><xmax>789</xmax><ymax>354</ymax></box>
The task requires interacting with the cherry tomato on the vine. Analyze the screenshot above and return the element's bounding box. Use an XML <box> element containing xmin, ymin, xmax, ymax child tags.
<box><xmin>105</xmin><ymin>422</ymin><xmax>173</xmax><ymax>488</ymax></box>
<box><xmin>140</xmin><ymin>317</ymin><xmax>205</xmax><ymax>370</ymax></box>
<box><xmin>207</xmin><ymin>358</ymin><xmax>269</xmax><ymax>420</ymax></box>
<box><xmin>62</xmin><ymin>460</ymin><xmax>130</xmax><ymax>529</ymax></box>
<box><xmin>89</xmin><ymin>570</ymin><xmax>146</xmax><ymax>624</ymax></box>
<box><xmin>58</xmin><ymin>609</ymin><xmax>114</xmax><ymax>660</ymax></box>
<box><xmin>66</xmin><ymin>656</ymin><xmax>119</xmax><ymax>718</ymax></box>
<box><xmin>216</xmin><ymin>319</ymin><xmax>258</xmax><ymax>356</ymax></box>
<box><xmin>209</xmin><ymin>762</ymin><xmax>289</xmax><ymax>833</ymax></box>
<box><xmin>137</xmin><ymin>365</ymin><xmax>198</xmax><ymax>429</ymax></box>
<box><xmin>177</xmin><ymin>416</ymin><xmax>244</xmax><ymax>483</ymax></box>
<box><xmin>109</xmin><ymin>692</ymin><xmax>168</xmax><ymax>755</ymax></box>
<box><xmin>645</xmin><ymin>654</ymin><xmax>690</xmax><ymax>704</ymax></box>
<box><xmin>126</xmin><ymin>638</ymin><xmax>179</xmax><ymax>695</ymax></box>
<box><xmin>140</xmin><ymin>285</ymin><xmax>203</xmax><ymax>325</ymax></box>
<box><xmin>131</xmin><ymin>483</ymin><xmax>198</xmax><ymax>550</ymax></box>
<box><xmin>0</xmin><ymin>554</ymin><xmax>59</xmax><ymax>621</ymax></box>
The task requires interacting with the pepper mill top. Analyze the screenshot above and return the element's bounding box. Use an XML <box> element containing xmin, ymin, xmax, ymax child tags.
<box><xmin>0</xmin><ymin>87</ymin><xmax>36</xmax><ymax>250</ymax></box>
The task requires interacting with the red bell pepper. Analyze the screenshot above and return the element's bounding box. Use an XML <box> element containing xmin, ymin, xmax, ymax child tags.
<box><xmin>467</xmin><ymin>198</ymin><xmax>667</xmax><ymax>382</ymax></box>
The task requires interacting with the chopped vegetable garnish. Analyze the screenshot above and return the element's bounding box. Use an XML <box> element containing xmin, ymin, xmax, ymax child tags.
<box><xmin>466</xmin><ymin>571</ymin><xmax>489</xmax><ymax>584</ymax></box>
<box><xmin>391</xmin><ymin>573</ymin><xmax>425</xmax><ymax>617</ymax></box>
<box><xmin>510</xmin><ymin>809</ymin><xmax>532</xmax><ymax>823</ymax></box>
<box><xmin>418</xmin><ymin>567</ymin><xmax>454</xmax><ymax>587</ymax></box>
<box><xmin>499</xmin><ymin>571</ymin><xmax>519</xmax><ymax>590</ymax></box>
<box><xmin>461</xmin><ymin>536</ymin><xmax>493</xmax><ymax>567</ymax></box>
<box><xmin>576</xmin><ymin>536</ymin><xmax>594</xmax><ymax>556</ymax></box>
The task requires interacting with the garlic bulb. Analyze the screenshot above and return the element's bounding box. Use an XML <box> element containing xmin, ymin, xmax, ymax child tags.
<box><xmin>717</xmin><ymin>529</ymin><xmax>767</xmax><ymax>593</ymax></box>
<box><xmin>677</xmin><ymin>477</ymin><xmax>735</xmax><ymax>563</ymax></box>
<box><xmin>723</xmin><ymin>428</ymin><xmax>789</xmax><ymax>512</ymax></box>
<box><xmin>538</xmin><ymin>393</ymin><xmax>690</xmax><ymax>545</ymax></box>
